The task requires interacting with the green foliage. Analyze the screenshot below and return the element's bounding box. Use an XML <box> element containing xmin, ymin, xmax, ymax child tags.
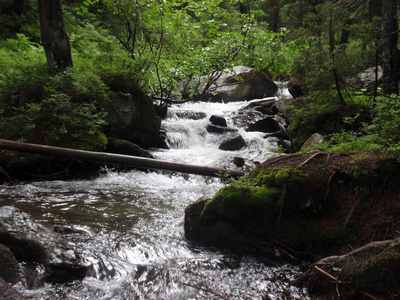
<box><xmin>0</xmin><ymin>92</ymin><xmax>107</xmax><ymax>150</ymax></box>
<box><xmin>319</xmin><ymin>95</ymin><xmax>400</xmax><ymax>154</ymax></box>
<box><xmin>0</xmin><ymin>32</ymin><xmax>109</xmax><ymax>152</ymax></box>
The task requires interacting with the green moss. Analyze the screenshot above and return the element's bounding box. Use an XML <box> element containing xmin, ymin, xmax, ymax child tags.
<box><xmin>200</xmin><ymin>166</ymin><xmax>312</xmax><ymax>234</ymax></box>
<box><xmin>343</xmin><ymin>243</ymin><xmax>400</xmax><ymax>292</ymax></box>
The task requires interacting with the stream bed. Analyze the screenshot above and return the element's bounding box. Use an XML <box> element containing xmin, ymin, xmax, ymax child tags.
<box><xmin>0</xmin><ymin>94</ymin><xmax>310</xmax><ymax>299</ymax></box>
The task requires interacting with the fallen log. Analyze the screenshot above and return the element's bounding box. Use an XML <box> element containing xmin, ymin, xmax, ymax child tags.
<box><xmin>0</xmin><ymin>139</ymin><xmax>247</xmax><ymax>178</ymax></box>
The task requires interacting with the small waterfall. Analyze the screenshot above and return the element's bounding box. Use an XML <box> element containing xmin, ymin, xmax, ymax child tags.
<box><xmin>275</xmin><ymin>81</ymin><xmax>293</xmax><ymax>105</ymax></box>
<box><xmin>153</xmin><ymin>100</ymin><xmax>282</xmax><ymax>170</ymax></box>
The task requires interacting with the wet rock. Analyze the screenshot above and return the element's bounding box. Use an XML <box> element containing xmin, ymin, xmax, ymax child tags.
<box><xmin>206</xmin><ymin>66</ymin><xmax>278</xmax><ymax>102</ymax></box>
<box><xmin>175</xmin><ymin>111</ymin><xmax>207</xmax><ymax>120</ymax></box>
<box><xmin>301</xmin><ymin>133</ymin><xmax>324</xmax><ymax>151</ymax></box>
<box><xmin>0</xmin><ymin>206</ymin><xmax>91</xmax><ymax>284</ymax></box>
<box><xmin>287</xmin><ymin>77</ymin><xmax>306</xmax><ymax>99</ymax></box>
<box><xmin>184</xmin><ymin>198</ymin><xmax>264</xmax><ymax>253</ymax></box>
<box><xmin>264</xmin><ymin>130</ymin><xmax>289</xmax><ymax>140</ymax></box>
<box><xmin>209</xmin><ymin>115</ymin><xmax>227</xmax><ymax>127</ymax></box>
<box><xmin>295</xmin><ymin>238</ymin><xmax>400</xmax><ymax>300</ymax></box>
<box><xmin>150</xmin><ymin>130</ymin><xmax>169</xmax><ymax>149</ymax></box>
<box><xmin>246</xmin><ymin>117</ymin><xmax>281</xmax><ymax>133</ymax></box>
<box><xmin>277</xmin><ymin>139</ymin><xmax>293</xmax><ymax>153</ymax></box>
<box><xmin>106</xmin><ymin>138</ymin><xmax>154</xmax><ymax>158</ymax></box>
<box><xmin>233</xmin><ymin>157</ymin><xmax>245</xmax><ymax>167</ymax></box>
<box><xmin>231</xmin><ymin>109</ymin><xmax>265</xmax><ymax>127</ymax></box>
<box><xmin>51</xmin><ymin>225</ymin><xmax>85</xmax><ymax>235</ymax></box>
<box><xmin>0</xmin><ymin>243</ymin><xmax>21</xmax><ymax>285</ymax></box>
<box><xmin>154</xmin><ymin>102</ymin><xmax>168</xmax><ymax>119</ymax></box>
<box><xmin>254</xmin><ymin>106</ymin><xmax>276</xmax><ymax>115</ymax></box>
<box><xmin>206</xmin><ymin>124</ymin><xmax>238</xmax><ymax>134</ymax></box>
<box><xmin>0</xmin><ymin>277</ymin><xmax>26</xmax><ymax>300</ymax></box>
<box><xmin>219</xmin><ymin>135</ymin><xmax>246</xmax><ymax>151</ymax></box>
<box><xmin>105</xmin><ymin>84</ymin><xmax>161</xmax><ymax>148</ymax></box>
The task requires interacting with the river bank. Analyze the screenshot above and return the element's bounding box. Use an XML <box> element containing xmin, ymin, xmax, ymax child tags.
<box><xmin>185</xmin><ymin>150</ymin><xmax>400</xmax><ymax>299</ymax></box>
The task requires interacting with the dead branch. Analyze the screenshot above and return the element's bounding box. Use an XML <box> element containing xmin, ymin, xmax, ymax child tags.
<box><xmin>314</xmin><ymin>265</ymin><xmax>338</xmax><ymax>282</ymax></box>
<box><xmin>315</xmin><ymin>238</ymin><xmax>399</xmax><ymax>266</ymax></box>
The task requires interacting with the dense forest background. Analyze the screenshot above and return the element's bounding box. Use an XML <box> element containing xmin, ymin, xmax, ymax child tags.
<box><xmin>0</xmin><ymin>0</ymin><xmax>399</xmax><ymax>159</ymax></box>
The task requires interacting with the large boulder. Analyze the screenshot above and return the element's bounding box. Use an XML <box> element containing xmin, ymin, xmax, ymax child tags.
<box><xmin>0</xmin><ymin>206</ymin><xmax>91</xmax><ymax>284</ymax></box>
<box><xmin>180</xmin><ymin>66</ymin><xmax>278</xmax><ymax>102</ymax></box>
<box><xmin>105</xmin><ymin>83</ymin><xmax>161</xmax><ymax>148</ymax></box>
<box><xmin>184</xmin><ymin>198</ymin><xmax>268</xmax><ymax>253</ymax></box>
<box><xmin>207</xmin><ymin>66</ymin><xmax>278</xmax><ymax>102</ymax></box>
<box><xmin>185</xmin><ymin>152</ymin><xmax>400</xmax><ymax>260</ymax></box>
<box><xmin>246</xmin><ymin>117</ymin><xmax>282</xmax><ymax>133</ymax></box>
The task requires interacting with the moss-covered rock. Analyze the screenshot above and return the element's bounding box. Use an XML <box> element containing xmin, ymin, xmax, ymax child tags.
<box><xmin>185</xmin><ymin>151</ymin><xmax>400</xmax><ymax>257</ymax></box>
<box><xmin>286</xmin><ymin>104</ymin><xmax>372</xmax><ymax>151</ymax></box>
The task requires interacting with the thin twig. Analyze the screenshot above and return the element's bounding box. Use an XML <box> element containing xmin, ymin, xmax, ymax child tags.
<box><xmin>182</xmin><ymin>282</ymin><xmax>229</xmax><ymax>300</ymax></box>
<box><xmin>314</xmin><ymin>265</ymin><xmax>337</xmax><ymax>282</ymax></box>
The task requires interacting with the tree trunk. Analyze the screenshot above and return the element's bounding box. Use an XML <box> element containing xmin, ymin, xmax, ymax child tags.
<box><xmin>38</xmin><ymin>0</ymin><xmax>73</xmax><ymax>72</ymax></box>
<box><xmin>382</xmin><ymin>0</ymin><xmax>399</xmax><ymax>94</ymax></box>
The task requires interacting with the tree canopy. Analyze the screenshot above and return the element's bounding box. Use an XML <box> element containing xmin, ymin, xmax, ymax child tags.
<box><xmin>0</xmin><ymin>0</ymin><xmax>399</xmax><ymax>153</ymax></box>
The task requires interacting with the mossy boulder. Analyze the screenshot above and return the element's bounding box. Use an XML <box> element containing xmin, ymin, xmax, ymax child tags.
<box><xmin>286</xmin><ymin>104</ymin><xmax>372</xmax><ymax>151</ymax></box>
<box><xmin>185</xmin><ymin>151</ymin><xmax>400</xmax><ymax>257</ymax></box>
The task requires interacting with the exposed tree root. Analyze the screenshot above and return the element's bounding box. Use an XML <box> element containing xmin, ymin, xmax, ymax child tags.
<box><xmin>295</xmin><ymin>150</ymin><xmax>327</xmax><ymax>170</ymax></box>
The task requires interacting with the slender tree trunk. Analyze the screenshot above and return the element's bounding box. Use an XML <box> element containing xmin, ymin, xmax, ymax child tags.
<box><xmin>382</xmin><ymin>0</ymin><xmax>399</xmax><ymax>94</ymax></box>
<box><xmin>38</xmin><ymin>0</ymin><xmax>73</xmax><ymax>72</ymax></box>
<box><xmin>338</xmin><ymin>18</ymin><xmax>351</xmax><ymax>51</ymax></box>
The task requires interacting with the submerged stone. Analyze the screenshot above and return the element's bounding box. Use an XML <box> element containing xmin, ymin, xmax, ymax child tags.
<box><xmin>0</xmin><ymin>206</ymin><xmax>91</xmax><ymax>284</ymax></box>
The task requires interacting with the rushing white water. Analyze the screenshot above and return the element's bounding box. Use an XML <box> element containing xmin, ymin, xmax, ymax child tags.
<box><xmin>152</xmin><ymin>100</ymin><xmax>280</xmax><ymax>170</ymax></box>
<box><xmin>0</xmin><ymin>88</ymin><xmax>310</xmax><ymax>299</ymax></box>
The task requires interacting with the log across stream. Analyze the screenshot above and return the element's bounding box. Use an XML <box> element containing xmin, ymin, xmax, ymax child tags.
<box><xmin>0</xmin><ymin>139</ymin><xmax>247</xmax><ymax>178</ymax></box>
